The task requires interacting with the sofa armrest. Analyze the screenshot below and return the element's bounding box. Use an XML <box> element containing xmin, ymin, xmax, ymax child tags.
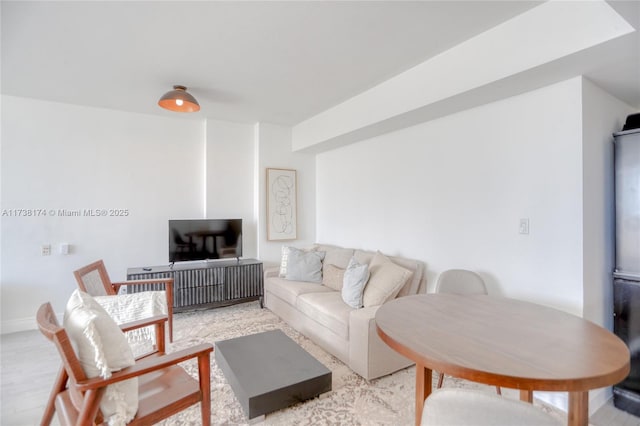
<box><xmin>349</xmin><ymin>306</ymin><xmax>380</xmax><ymax>338</ymax></box>
<box><xmin>349</xmin><ymin>305</ymin><xmax>413</xmax><ymax>380</ymax></box>
<box><xmin>348</xmin><ymin>306</ymin><xmax>379</xmax><ymax>378</ymax></box>
<box><xmin>264</xmin><ymin>266</ymin><xmax>280</xmax><ymax>279</ymax></box>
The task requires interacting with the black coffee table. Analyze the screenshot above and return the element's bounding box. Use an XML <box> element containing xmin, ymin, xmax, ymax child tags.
<box><xmin>215</xmin><ymin>329</ymin><xmax>332</xmax><ymax>420</ymax></box>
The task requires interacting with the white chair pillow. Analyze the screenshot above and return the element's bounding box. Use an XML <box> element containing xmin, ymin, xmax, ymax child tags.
<box><xmin>64</xmin><ymin>289</ymin><xmax>138</xmax><ymax>425</ymax></box>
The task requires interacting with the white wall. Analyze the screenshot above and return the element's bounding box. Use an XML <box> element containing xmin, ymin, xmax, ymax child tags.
<box><xmin>205</xmin><ymin>119</ymin><xmax>257</xmax><ymax>258</ymax></box>
<box><xmin>0</xmin><ymin>96</ymin><xmax>205</xmax><ymax>332</ymax></box>
<box><xmin>317</xmin><ymin>78</ymin><xmax>587</xmax><ymax>315</ymax></box>
<box><xmin>256</xmin><ymin>122</ymin><xmax>316</xmax><ymax>264</ymax></box>
<box><xmin>0</xmin><ymin>99</ymin><xmax>319</xmax><ymax>332</ymax></box>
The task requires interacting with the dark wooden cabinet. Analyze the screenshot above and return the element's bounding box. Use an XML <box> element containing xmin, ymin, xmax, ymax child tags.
<box><xmin>613</xmin><ymin>128</ymin><xmax>640</xmax><ymax>416</ymax></box>
<box><xmin>127</xmin><ymin>259</ymin><xmax>263</xmax><ymax>312</ymax></box>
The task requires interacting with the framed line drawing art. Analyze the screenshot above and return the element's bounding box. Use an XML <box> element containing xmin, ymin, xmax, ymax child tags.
<box><xmin>267</xmin><ymin>168</ymin><xmax>297</xmax><ymax>240</ymax></box>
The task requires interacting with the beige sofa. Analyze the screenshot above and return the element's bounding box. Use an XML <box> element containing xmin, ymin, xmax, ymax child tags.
<box><xmin>264</xmin><ymin>244</ymin><xmax>426</xmax><ymax>380</ymax></box>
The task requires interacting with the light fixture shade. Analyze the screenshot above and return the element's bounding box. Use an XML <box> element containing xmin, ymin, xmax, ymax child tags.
<box><xmin>158</xmin><ymin>85</ymin><xmax>200</xmax><ymax>112</ymax></box>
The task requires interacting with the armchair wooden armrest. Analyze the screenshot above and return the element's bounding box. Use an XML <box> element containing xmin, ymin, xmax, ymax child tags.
<box><xmin>119</xmin><ymin>314</ymin><xmax>167</xmax><ymax>332</ymax></box>
<box><xmin>76</xmin><ymin>343</ymin><xmax>213</xmax><ymax>391</ymax></box>
<box><xmin>111</xmin><ymin>277</ymin><xmax>174</xmax><ymax>295</ymax></box>
<box><xmin>120</xmin><ymin>314</ymin><xmax>168</xmax><ymax>356</ymax></box>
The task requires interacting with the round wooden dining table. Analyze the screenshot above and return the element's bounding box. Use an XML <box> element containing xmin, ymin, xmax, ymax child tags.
<box><xmin>375</xmin><ymin>294</ymin><xmax>630</xmax><ymax>426</ymax></box>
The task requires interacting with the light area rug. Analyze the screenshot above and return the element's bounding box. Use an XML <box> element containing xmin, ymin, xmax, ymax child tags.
<box><xmin>154</xmin><ymin>300</ymin><xmax>567</xmax><ymax>425</ymax></box>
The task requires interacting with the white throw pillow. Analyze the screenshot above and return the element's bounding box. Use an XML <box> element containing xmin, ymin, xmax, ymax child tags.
<box><xmin>285</xmin><ymin>247</ymin><xmax>326</xmax><ymax>282</ymax></box>
<box><xmin>341</xmin><ymin>257</ymin><xmax>370</xmax><ymax>308</ymax></box>
<box><xmin>64</xmin><ymin>289</ymin><xmax>138</xmax><ymax>425</ymax></box>
<box><xmin>363</xmin><ymin>251</ymin><xmax>412</xmax><ymax>307</ymax></box>
<box><xmin>279</xmin><ymin>245</ymin><xmax>318</xmax><ymax>277</ymax></box>
<box><xmin>279</xmin><ymin>246</ymin><xmax>292</xmax><ymax>277</ymax></box>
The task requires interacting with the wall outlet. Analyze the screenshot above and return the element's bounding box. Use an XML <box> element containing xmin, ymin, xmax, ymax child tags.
<box><xmin>60</xmin><ymin>243</ymin><xmax>70</xmax><ymax>255</ymax></box>
<box><xmin>519</xmin><ymin>218</ymin><xmax>530</xmax><ymax>235</ymax></box>
<box><xmin>41</xmin><ymin>244</ymin><xmax>51</xmax><ymax>256</ymax></box>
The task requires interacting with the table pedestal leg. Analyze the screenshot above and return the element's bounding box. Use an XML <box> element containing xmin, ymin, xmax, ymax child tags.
<box><xmin>568</xmin><ymin>391</ymin><xmax>589</xmax><ymax>426</ymax></box>
<box><xmin>415</xmin><ymin>362</ymin><xmax>432</xmax><ymax>426</ymax></box>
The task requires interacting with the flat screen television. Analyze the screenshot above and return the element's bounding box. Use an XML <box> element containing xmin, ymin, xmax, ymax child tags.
<box><xmin>169</xmin><ymin>219</ymin><xmax>242</xmax><ymax>263</ymax></box>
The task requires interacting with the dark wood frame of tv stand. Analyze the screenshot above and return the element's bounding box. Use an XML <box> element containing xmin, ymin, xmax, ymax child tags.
<box><xmin>126</xmin><ymin>258</ymin><xmax>264</xmax><ymax>311</ymax></box>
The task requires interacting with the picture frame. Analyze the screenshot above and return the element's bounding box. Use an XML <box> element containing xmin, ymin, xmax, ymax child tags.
<box><xmin>266</xmin><ymin>168</ymin><xmax>297</xmax><ymax>241</ymax></box>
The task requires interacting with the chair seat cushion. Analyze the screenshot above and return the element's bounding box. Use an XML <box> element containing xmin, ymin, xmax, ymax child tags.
<box><xmin>133</xmin><ymin>365</ymin><xmax>200</xmax><ymax>424</ymax></box>
<box><xmin>421</xmin><ymin>388</ymin><xmax>562</xmax><ymax>426</ymax></box>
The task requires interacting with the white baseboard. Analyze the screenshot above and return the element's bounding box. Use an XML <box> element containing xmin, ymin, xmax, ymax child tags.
<box><xmin>535</xmin><ymin>387</ymin><xmax>611</xmax><ymax>415</ymax></box>
<box><xmin>535</xmin><ymin>391</ymin><xmax>568</xmax><ymax>412</ymax></box>
<box><xmin>589</xmin><ymin>387</ymin><xmax>613</xmax><ymax>415</ymax></box>
<box><xmin>1</xmin><ymin>316</ymin><xmax>38</xmax><ymax>334</ymax></box>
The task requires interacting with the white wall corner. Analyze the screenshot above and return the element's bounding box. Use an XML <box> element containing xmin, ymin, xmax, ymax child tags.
<box><xmin>255</xmin><ymin>122</ymin><xmax>315</xmax><ymax>263</ymax></box>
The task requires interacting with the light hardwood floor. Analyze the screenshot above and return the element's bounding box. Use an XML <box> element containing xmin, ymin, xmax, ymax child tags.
<box><xmin>2</xmin><ymin>328</ymin><xmax>639</xmax><ymax>425</ymax></box>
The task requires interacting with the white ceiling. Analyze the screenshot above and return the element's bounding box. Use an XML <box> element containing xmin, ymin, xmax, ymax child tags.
<box><xmin>2</xmin><ymin>1</ymin><xmax>638</xmax><ymax>126</ymax></box>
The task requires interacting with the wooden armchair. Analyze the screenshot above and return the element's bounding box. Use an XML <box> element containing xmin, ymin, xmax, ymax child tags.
<box><xmin>37</xmin><ymin>302</ymin><xmax>212</xmax><ymax>426</ymax></box>
<box><xmin>74</xmin><ymin>260</ymin><xmax>175</xmax><ymax>342</ymax></box>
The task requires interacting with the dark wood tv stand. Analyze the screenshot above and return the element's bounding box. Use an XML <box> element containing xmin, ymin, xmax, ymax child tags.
<box><xmin>127</xmin><ymin>258</ymin><xmax>263</xmax><ymax>312</ymax></box>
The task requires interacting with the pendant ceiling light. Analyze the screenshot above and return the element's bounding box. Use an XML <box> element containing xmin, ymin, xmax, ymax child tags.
<box><xmin>158</xmin><ymin>85</ymin><xmax>200</xmax><ymax>112</ymax></box>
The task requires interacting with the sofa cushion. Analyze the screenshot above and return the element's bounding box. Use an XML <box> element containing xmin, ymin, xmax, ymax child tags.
<box><xmin>297</xmin><ymin>292</ymin><xmax>352</xmax><ymax>340</ymax></box>
<box><xmin>285</xmin><ymin>247</ymin><xmax>326</xmax><ymax>282</ymax></box>
<box><xmin>342</xmin><ymin>257</ymin><xmax>370</xmax><ymax>309</ymax></box>
<box><xmin>363</xmin><ymin>251</ymin><xmax>412</xmax><ymax>307</ymax></box>
<box><xmin>266</xmin><ymin>276</ymin><xmax>334</xmax><ymax>306</ymax></box>
<box><xmin>353</xmin><ymin>249</ymin><xmax>375</xmax><ymax>266</ymax></box>
<box><xmin>323</xmin><ymin>247</ymin><xmax>354</xmax><ymax>272</ymax></box>
<box><xmin>315</xmin><ymin>243</ymin><xmax>343</xmax><ymax>253</ymax></box>
<box><xmin>391</xmin><ymin>256</ymin><xmax>423</xmax><ymax>297</ymax></box>
<box><xmin>323</xmin><ymin>264</ymin><xmax>345</xmax><ymax>291</ymax></box>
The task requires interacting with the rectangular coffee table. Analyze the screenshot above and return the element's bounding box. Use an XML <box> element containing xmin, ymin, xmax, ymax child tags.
<box><xmin>215</xmin><ymin>329</ymin><xmax>332</xmax><ymax>420</ymax></box>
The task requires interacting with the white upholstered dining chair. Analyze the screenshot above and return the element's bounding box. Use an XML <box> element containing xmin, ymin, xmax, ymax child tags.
<box><xmin>435</xmin><ymin>269</ymin><xmax>501</xmax><ymax>394</ymax></box>
<box><xmin>421</xmin><ymin>388</ymin><xmax>562</xmax><ymax>426</ymax></box>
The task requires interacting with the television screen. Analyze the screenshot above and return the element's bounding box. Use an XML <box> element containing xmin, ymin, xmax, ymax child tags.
<box><xmin>169</xmin><ymin>219</ymin><xmax>242</xmax><ymax>263</ymax></box>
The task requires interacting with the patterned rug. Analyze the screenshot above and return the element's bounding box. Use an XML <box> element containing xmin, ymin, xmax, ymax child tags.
<box><xmin>153</xmin><ymin>301</ymin><xmax>566</xmax><ymax>425</ymax></box>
